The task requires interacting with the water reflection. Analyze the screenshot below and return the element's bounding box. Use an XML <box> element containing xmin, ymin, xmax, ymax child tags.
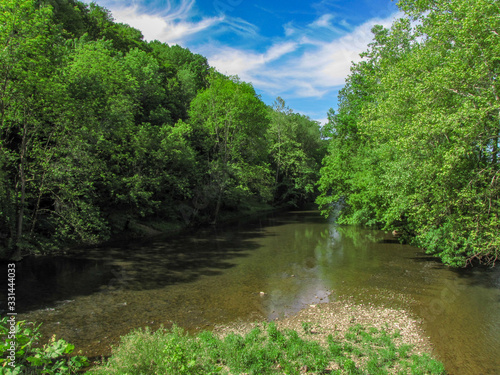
<box><xmin>6</xmin><ymin>210</ymin><xmax>500</xmax><ymax>375</ymax></box>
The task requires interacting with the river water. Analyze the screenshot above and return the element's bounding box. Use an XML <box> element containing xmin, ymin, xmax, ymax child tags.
<box><xmin>2</xmin><ymin>210</ymin><xmax>499</xmax><ymax>374</ymax></box>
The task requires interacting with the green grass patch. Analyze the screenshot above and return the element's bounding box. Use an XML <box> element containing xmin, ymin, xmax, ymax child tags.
<box><xmin>1</xmin><ymin>317</ymin><xmax>445</xmax><ymax>374</ymax></box>
<box><xmin>88</xmin><ymin>323</ymin><xmax>446</xmax><ymax>375</ymax></box>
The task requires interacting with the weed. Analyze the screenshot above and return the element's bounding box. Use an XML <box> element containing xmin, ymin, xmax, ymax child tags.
<box><xmin>301</xmin><ymin>321</ymin><xmax>313</xmax><ymax>335</ymax></box>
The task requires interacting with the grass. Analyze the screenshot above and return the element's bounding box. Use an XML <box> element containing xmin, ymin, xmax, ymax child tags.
<box><xmin>87</xmin><ymin>323</ymin><xmax>446</xmax><ymax>375</ymax></box>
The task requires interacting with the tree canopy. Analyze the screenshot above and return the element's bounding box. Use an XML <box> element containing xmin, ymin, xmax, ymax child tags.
<box><xmin>3</xmin><ymin>0</ymin><xmax>494</xmax><ymax>268</ymax></box>
<box><xmin>0</xmin><ymin>0</ymin><xmax>324</xmax><ymax>260</ymax></box>
<box><xmin>317</xmin><ymin>0</ymin><xmax>500</xmax><ymax>267</ymax></box>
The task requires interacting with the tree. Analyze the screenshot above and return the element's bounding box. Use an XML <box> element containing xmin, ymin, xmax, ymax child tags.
<box><xmin>189</xmin><ymin>73</ymin><xmax>272</xmax><ymax>223</ymax></box>
<box><xmin>149</xmin><ymin>41</ymin><xmax>210</xmax><ymax>123</ymax></box>
<box><xmin>0</xmin><ymin>0</ymin><xmax>330</xmax><ymax>259</ymax></box>
<box><xmin>318</xmin><ymin>0</ymin><xmax>500</xmax><ymax>266</ymax></box>
<box><xmin>0</xmin><ymin>0</ymin><xmax>63</xmax><ymax>259</ymax></box>
<box><xmin>316</xmin><ymin>24</ymin><xmax>390</xmax><ymax>225</ymax></box>
<box><xmin>55</xmin><ymin>38</ymin><xmax>138</xmax><ymax>239</ymax></box>
<box><xmin>123</xmin><ymin>47</ymin><xmax>167</xmax><ymax>126</ymax></box>
<box><xmin>38</xmin><ymin>0</ymin><xmax>88</xmax><ymax>38</ymax></box>
<box><xmin>84</xmin><ymin>2</ymin><xmax>144</xmax><ymax>53</ymax></box>
<box><xmin>366</xmin><ymin>0</ymin><xmax>500</xmax><ymax>266</ymax></box>
<box><xmin>268</xmin><ymin>97</ymin><xmax>324</xmax><ymax>206</ymax></box>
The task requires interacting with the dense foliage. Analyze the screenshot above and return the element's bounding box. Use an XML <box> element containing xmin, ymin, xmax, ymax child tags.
<box><xmin>0</xmin><ymin>0</ymin><xmax>324</xmax><ymax>260</ymax></box>
<box><xmin>0</xmin><ymin>317</ymin><xmax>88</xmax><ymax>374</ymax></box>
<box><xmin>317</xmin><ymin>0</ymin><xmax>500</xmax><ymax>267</ymax></box>
<box><xmin>4</xmin><ymin>0</ymin><xmax>494</xmax><ymax>268</ymax></box>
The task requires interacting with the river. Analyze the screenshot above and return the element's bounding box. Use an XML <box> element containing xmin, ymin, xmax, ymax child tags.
<box><xmin>2</xmin><ymin>210</ymin><xmax>500</xmax><ymax>374</ymax></box>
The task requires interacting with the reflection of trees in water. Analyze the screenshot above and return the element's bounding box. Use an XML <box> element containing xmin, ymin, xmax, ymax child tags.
<box><xmin>310</xmin><ymin>224</ymin><xmax>387</xmax><ymax>289</ymax></box>
<box><xmin>335</xmin><ymin>226</ymin><xmax>379</xmax><ymax>247</ymax></box>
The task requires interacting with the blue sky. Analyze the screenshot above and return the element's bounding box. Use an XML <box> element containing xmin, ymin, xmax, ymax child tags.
<box><xmin>83</xmin><ymin>0</ymin><xmax>400</xmax><ymax>124</ymax></box>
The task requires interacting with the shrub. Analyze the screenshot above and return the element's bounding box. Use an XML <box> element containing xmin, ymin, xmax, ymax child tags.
<box><xmin>0</xmin><ymin>317</ymin><xmax>88</xmax><ymax>374</ymax></box>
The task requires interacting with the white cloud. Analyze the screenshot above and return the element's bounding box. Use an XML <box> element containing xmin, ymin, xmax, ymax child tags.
<box><xmin>81</xmin><ymin>0</ymin><xmax>401</xmax><ymax>122</ymax></box>
<box><xmin>283</xmin><ymin>22</ymin><xmax>296</xmax><ymax>37</ymax></box>
<box><xmin>208</xmin><ymin>48</ymin><xmax>263</xmax><ymax>80</ymax></box>
<box><xmin>159</xmin><ymin>16</ymin><xmax>223</xmax><ymax>44</ymax></box>
<box><xmin>93</xmin><ymin>0</ymin><xmax>223</xmax><ymax>45</ymax></box>
<box><xmin>311</xmin><ymin>14</ymin><xmax>335</xmax><ymax>28</ymax></box>
<box><xmin>204</xmin><ymin>12</ymin><xmax>401</xmax><ymax>100</ymax></box>
<box><xmin>264</xmin><ymin>42</ymin><xmax>298</xmax><ymax>61</ymax></box>
<box><xmin>205</xmin><ymin>41</ymin><xmax>299</xmax><ymax>84</ymax></box>
<box><xmin>316</xmin><ymin>118</ymin><xmax>329</xmax><ymax>126</ymax></box>
<box><xmin>339</xmin><ymin>19</ymin><xmax>351</xmax><ymax>29</ymax></box>
<box><xmin>221</xmin><ymin>17</ymin><xmax>259</xmax><ymax>37</ymax></box>
<box><xmin>309</xmin><ymin>13</ymin><xmax>344</xmax><ymax>34</ymax></box>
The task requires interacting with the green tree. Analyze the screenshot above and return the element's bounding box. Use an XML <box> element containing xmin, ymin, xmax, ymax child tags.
<box><xmin>316</xmin><ymin>25</ymin><xmax>387</xmax><ymax>225</ymax></box>
<box><xmin>189</xmin><ymin>73</ymin><xmax>272</xmax><ymax>223</ymax></box>
<box><xmin>39</xmin><ymin>0</ymin><xmax>88</xmax><ymax>38</ymax></box>
<box><xmin>365</xmin><ymin>0</ymin><xmax>500</xmax><ymax>266</ymax></box>
<box><xmin>0</xmin><ymin>0</ymin><xmax>63</xmax><ymax>259</ymax></box>
<box><xmin>123</xmin><ymin>47</ymin><xmax>167</xmax><ymax>125</ymax></box>
<box><xmin>84</xmin><ymin>2</ymin><xmax>144</xmax><ymax>53</ymax></box>
<box><xmin>149</xmin><ymin>41</ymin><xmax>210</xmax><ymax>123</ymax></box>
<box><xmin>318</xmin><ymin>0</ymin><xmax>500</xmax><ymax>266</ymax></box>
<box><xmin>36</xmin><ymin>38</ymin><xmax>139</xmax><ymax>247</ymax></box>
<box><xmin>0</xmin><ymin>0</ymin><xmax>334</xmax><ymax>259</ymax></box>
<box><xmin>268</xmin><ymin>97</ymin><xmax>324</xmax><ymax>206</ymax></box>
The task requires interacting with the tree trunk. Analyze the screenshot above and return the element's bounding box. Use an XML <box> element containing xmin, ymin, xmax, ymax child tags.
<box><xmin>12</xmin><ymin>118</ymin><xmax>28</xmax><ymax>261</ymax></box>
<box><xmin>212</xmin><ymin>187</ymin><xmax>223</xmax><ymax>225</ymax></box>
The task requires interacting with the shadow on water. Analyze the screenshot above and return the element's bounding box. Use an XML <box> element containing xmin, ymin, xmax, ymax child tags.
<box><xmin>410</xmin><ymin>255</ymin><xmax>445</xmax><ymax>263</ymax></box>
<box><xmin>0</xmin><ymin>213</ymin><xmax>283</xmax><ymax>314</ymax></box>
<box><xmin>450</xmin><ymin>265</ymin><xmax>500</xmax><ymax>295</ymax></box>
<box><xmin>0</xmin><ymin>257</ymin><xmax>115</xmax><ymax>314</ymax></box>
<box><xmin>2</xmin><ymin>210</ymin><xmax>499</xmax><ymax>375</ymax></box>
<box><xmin>408</xmin><ymin>249</ymin><xmax>500</xmax><ymax>292</ymax></box>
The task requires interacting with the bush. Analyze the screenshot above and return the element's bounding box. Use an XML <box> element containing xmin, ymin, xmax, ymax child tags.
<box><xmin>0</xmin><ymin>317</ymin><xmax>88</xmax><ymax>374</ymax></box>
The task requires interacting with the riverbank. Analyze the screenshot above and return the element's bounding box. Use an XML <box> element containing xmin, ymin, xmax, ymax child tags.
<box><xmin>2</xmin><ymin>296</ymin><xmax>444</xmax><ymax>374</ymax></box>
<box><xmin>214</xmin><ymin>297</ymin><xmax>435</xmax><ymax>359</ymax></box>
<box><xmin>87</xmin><ymin>298</ymin><xmax>444</xmax><ymax>374</ymax></box>
<box><xmin>32</xmin><ymin>201</ymin><xmax>283</xmax><ymax>259</ymax></box>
